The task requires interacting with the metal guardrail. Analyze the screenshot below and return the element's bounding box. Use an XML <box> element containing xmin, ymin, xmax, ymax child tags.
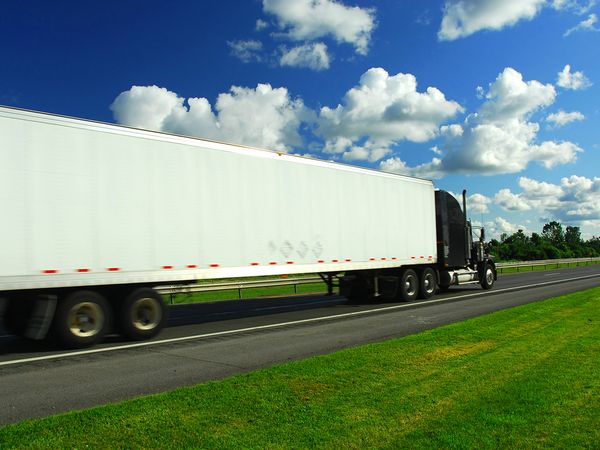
<box><xmin>157</xmin><ymin>257</ymin><xmax>600</xmax><ymax>302</ymax></box>
<box><xmin>495</xmin><ymin>257</ymin><xmax>600</xmax><ymax>273</ymax></box>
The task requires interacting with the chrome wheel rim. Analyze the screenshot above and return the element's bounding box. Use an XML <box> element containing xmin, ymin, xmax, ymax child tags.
<box><xmin>132</xmin><ymin>297</ymin><xmax>161</xmax><ymax>331</ymax></box>
<box><xmin>486</xmin><ymin>268</ymin><xmax>494</xmax><ymax>285</ymax></box>
<box><xmin>405</xmin><ymin>275</ymin><xmax>417</xmax><ymax>296</ymax></box>
<box><xmin>68</xmin><ymin>302</ymin><xmax>104</xmax><ymax>337</ymax></box>
<box><xmin>423</xmin><ymin>274</ymin><xmax>435</xmax><ymax>294</ymax></box>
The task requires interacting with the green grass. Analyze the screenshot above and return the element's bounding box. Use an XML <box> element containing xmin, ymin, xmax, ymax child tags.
<box><xmin>2</xmin><ymin>287</ymin><xmax>599</xmax><ymax>449</ymax></box>
<box><xmin>168</xmin><ymin>281</ymin><xmax>327</xmax><ymax>304</ymax></box>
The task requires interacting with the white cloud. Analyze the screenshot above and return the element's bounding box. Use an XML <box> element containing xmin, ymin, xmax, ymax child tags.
<box><xmin>552</xmin><ymin>0</ymin><xmax>597</xmax><ymax>14</ymax></box>
<box><xmin>398</xmin><ymin>67</ymin><xmax>583</xmax><ymax>178</ymax></box>
<box><xmin>492</xmin><ymin>175</ymin><xmax>600</xmax><ymax>225</ymax></box>
<box><xmin>110</xmin><ymin>85</ymin><xmax>183</xmax><ymax>131</ymax></box>
<box><xmin>546</xmin><ymin>109</ymin><xmax>585</xmax><ymax>126</ymax></box>
<box><xmin>438</xmin><ymin>0</ymin><xmax>597</xmax><ymax>40</ymax></box>
<box><xmin>495</xmin><ymin>188</ymin><xmax>532</xmax><ymax>211</ymax></box>
<box><xmin>228</xmin><ymin>40</ymin><xmax>263</xmax><ymax>63</ymax></box>
<box><xmin>318</xmin><ymin>67</ymin><xmax>462</xmax><ymax>161</ymax></box>
<box><xmin>380</xmin><ymin>156</ymin><xmax>411</xmax><ymax>175</ymax></box>
<box><xmin>438</xmin><ymin>0</ymin><xmax>546</xmax><ymax>41</ymax></box>
<box><xmin>279</xmin><ymin>42</ymin><xmax>330</xmax><ymax>71</ymax></box>
<box><xmin>468</xmin><ymin>193</ymin><xmax>492</xmax><ymax>214</ymax></box>
<box><xmin>256</xmin><ymin>19</ymin><xmax>269</xmax><ymax>31</ymax></box>
<box><xmin>486</xmin><ymin>217</ymin><xmax>526</xmax><ymax>238</ymax></box>
<box><xmin>556</xmin><ymin>64</ymin><xmax>592</xmax><ymax>89</ymax></box>
<box><xmin>564</xmin><ymin>13</ymin><xmax>600</xmax><ymax>35</ymax></box>
<box><xmin>263</xmin><ymin>0</ymin><xmax>376</xmax><ymax>55</ymax></box>
<box><xmin>111</xmin><ymin>84</ymin><xmax>311</xmax><ymax>152</ymax></box>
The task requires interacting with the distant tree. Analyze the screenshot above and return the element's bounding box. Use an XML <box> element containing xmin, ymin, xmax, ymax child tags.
<box><xmin>542</xmin><ymin>221</ymin><xmax>564</xmax><ymax>247</ymax></box>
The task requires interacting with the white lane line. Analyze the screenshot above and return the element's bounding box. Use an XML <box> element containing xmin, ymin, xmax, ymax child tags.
<box><xmin>1</xmin><ymin>272</ymin><xmax>599</xmax><ymax>368</ymax></box>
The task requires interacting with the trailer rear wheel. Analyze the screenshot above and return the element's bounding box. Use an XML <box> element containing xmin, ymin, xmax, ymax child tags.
<box><xmin>52</xmin><ymin>291</ymin><xmax>110</xmax><ymax>348</ymax></box>
<box><xmin>117</xmin><ymin>288</ymin><xmax>166</xmax><ymax>340</ymax></box>
<box><xmin>399</xmin><ymin>269</ymin><xmax>419</xmax><ymax>301</ymax></box>
<box><xmin>419</xmin><ymin>268</ymin><xmax>437</xmax><ymax>299</ymax></box>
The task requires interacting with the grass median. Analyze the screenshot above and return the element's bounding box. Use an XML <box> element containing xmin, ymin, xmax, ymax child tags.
<box><xmin>1</xmin><ymin>287</ymin><xmax>599</xmax><ymax>448</ymax></box>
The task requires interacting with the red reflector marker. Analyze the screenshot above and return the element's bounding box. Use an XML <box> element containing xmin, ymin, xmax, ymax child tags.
<box><xmin>76</xmin><ymin>268</ymin><xmax>90</xmax><ymax>273</ymax></box>
<box><xmin>369</xmin><ymin>258</ymin><xmax>376</xmax><ymax>261</ymax></box>
<box><xmin>392</xmin><ymin>257</ymin><xmax>397</xmax><ymax>260</ymax></box>
<box><xmin>107</xmin><ymin>267</ymin><xmax>120</xmax><ymax>272</ymax></box>
<box><xmin>332</xmin><ymin>259</ymin><xmax>339</xmax><ymax>263</ymax></box>
<box><xmin>345</xmin><ymin>259</ymin><xmax>352</xmax><ymax>262</ymax></box>
<box><xmin>42</xmin><ymin>269</ymin><xmax>58</xmax><ymax>274</ymax></box>
<box><xmin>269</xmin><ymin>262</ymin><xmax>277</xmax><ymax>265</ymax></box>
<box><xmin>162</xmin><ymin>265</ymin><xmax>173</xmax><ymax>270</ymax></box>
<box><xmin>187</xmin><ymin>264</ymin><xmax>198</xmax><ymax>269</ymax></box>
<box><xmin>381</xmin><ymin>258</ymin><xmax>386</xmax><ymax>261</ymax></box>
<box><xmin>318</xmin><ymin>260</ymin><xmax>325</xmax><ymax>263</ymax></box>
<box><xmin>250</xmin><ymin>262</ymin><xmax>260</xmax><ymax>266</ymax></box>
<box><xmin>209</xmin><ymin>264</ymin><xmax>220</xmax><ymax>268</ymax></box>
<box><xmin>286</xmin><ymin>261</ymin><xmax>294</xmax><ymax>264</ymax></box>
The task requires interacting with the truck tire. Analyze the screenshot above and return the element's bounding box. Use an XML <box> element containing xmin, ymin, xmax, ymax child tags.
<box><xmin>418</xmin><ymin>268</ymin><xmax>437</xmax><ymax>299</ymax></box>
<box><xmin>398</xmin><ymin>269</ymin><xmax>419</xmax><ymax>301</ymax></box>
<box><xmin>117</xmin><ymin>288</ymin><xmax>166</xmax><ymax>340</ymax></box>
<box><xmin>480</xmin><ymin>263</ymin><xmax>495</xmax><ymax>290</ymax></box>
<box><xmin>52</xmin><ymin>291</ymin><xmax>111</xmax><ymax>348</ymax></box>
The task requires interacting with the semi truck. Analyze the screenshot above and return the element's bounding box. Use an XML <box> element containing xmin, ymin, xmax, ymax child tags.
<box><xmin>0</xmin><ymin>105</ymin><xmax>497</xmax><ymax>348</ymax></box>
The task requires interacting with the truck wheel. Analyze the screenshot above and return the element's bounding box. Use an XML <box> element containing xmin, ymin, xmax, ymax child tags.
<box><xmin>418</xmin><ymin>268</ymin><xmax>437</xmax><ymax>299</ymax></box>
<box><xmin>52</xmin><ymin>291</ymin><xmax>111</xmax><ymax>348</ymax></box>
<box><xmin>117</xmin><ymin>288</ymin><xmax>166</xmax><ymax>340</ymax></box>
<box><xmin>480</xmin><ymin>263</ymin><xmax>495</xmax><ymax>290</ymax></box>
<box><xmin>399</xmin><ymin>269</ymin><xmax>419</xmax><ymax>301</ymax></box>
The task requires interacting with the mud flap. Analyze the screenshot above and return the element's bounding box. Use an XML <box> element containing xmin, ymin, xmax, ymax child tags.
<box><xmin>24</xmin><ymin>295</ymin><xmax>57</xmax><ymax>340</ymax></box>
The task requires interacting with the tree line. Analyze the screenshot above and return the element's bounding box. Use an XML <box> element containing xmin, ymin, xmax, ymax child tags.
<box><xmin>486</xmin><ymin>221</ymin><xmax>600</xmax><ymax>261</ymax></box>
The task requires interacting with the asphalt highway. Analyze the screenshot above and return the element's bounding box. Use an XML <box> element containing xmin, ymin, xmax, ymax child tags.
<box><xmin>0</xmin><ymin>265</ymin><xmax>599</xmax><ymax>425</ymax></box>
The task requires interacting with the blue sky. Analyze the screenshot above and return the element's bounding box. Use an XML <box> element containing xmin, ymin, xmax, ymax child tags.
<box><xmin>2</xmin><ymin>0</ymin><xmax>599</xmax><ymax>238</ymax></box>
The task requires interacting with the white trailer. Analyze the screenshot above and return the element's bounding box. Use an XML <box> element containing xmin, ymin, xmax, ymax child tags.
<box><xmin>0</xmin><ymin>105</ymin><xmax>496</xmax><ymax>347</ymax></box>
